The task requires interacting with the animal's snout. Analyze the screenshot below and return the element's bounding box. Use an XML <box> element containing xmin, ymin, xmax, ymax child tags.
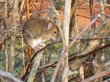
<box><xmin>50</xmin><ymin>37</ymin><xmax>59</xmax><ymax>42</ymax></box>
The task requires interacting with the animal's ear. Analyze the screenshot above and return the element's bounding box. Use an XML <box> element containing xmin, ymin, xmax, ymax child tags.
<box><xmin>47</xmin><ymin>22</ymin><xmax>53</xmax><ymax>29</ymax></box>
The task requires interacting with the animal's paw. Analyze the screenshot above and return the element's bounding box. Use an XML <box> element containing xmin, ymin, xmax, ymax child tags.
<box><xmin>34</xmin><ymin>43</ymin><xmax>45</xmax><ymax>52</ymax></box>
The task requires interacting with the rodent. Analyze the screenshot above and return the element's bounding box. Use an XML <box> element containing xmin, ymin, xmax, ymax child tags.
<box><xmin>22</xmin><ymin>17</ymin><xmax>59</xmax><ymax>50</ymax></box>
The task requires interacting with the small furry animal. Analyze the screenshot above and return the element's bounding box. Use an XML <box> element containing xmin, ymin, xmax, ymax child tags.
<box><xmin>22</xmin><ymin>17</ymin><xmax>59</xmax><ymax>50</ymax></box>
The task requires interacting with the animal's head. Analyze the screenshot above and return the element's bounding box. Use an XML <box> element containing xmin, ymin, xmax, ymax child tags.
<box><xmin>46</xmin><ymin>22</ymin><xmax>59</xmax><ymax>41</ymax></box>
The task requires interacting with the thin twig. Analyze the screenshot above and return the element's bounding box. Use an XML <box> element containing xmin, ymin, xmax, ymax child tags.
<box><xmin>0</xmin><ymin>69</ymin><xmax>23</xmax><ymax>82</ymax></box>
<box><xmin>50</xmin><ymin>13</ymin><xmax>101</xmax><ymax>82</ymax></box>
<box><xmin>81</xmin><ymin>68</ymin><xmax>110</xmax><ymax>82</ymax></box>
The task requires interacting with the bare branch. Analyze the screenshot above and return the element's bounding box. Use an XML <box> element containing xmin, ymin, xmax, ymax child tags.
<box><xmin>81</xmin><ymin>69</ymin><xmax>110</xmax><ymax>82</ymax></box>
<box><xmin>50</xmin><ymin>12</ymin><xmax>101</xmax><ymax>82</ymax></box>
<box><xmin>0</xmin><ymin>69</ymin><xmax>23</xmax><ymax>82</ymax></box>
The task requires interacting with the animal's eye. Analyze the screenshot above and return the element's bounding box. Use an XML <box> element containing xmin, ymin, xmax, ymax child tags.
<box><xmin>54</xmin><ymin>30</ymin><xmax>57</xmax><ymax>34</ymax></box>
<box><xmin>26</xmin><ymin>34</ymin><xmax>30</xmax><ymax>38</ymax></box>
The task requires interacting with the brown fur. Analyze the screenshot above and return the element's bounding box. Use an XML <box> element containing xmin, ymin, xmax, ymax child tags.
<box><xmin>22</xmin><ymin>17</ymin><xmax>59</xmax><ymax>48</ymax></box>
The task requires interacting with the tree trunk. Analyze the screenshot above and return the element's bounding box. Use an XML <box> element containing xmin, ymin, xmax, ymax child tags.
<box><xmin>9</xmin><ymin>0</ymin><xmax>19</xmax><ymax>73</ymax></box>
